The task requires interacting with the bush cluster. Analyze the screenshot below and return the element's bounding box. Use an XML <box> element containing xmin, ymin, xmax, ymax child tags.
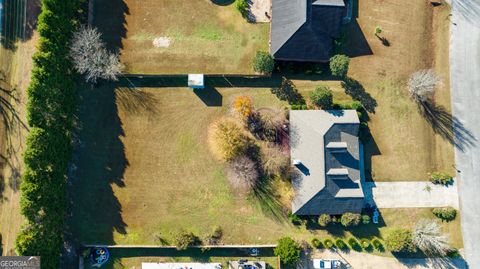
<box><xmin>432</xmin><ymin>207</ymin><xmax>457</xmax><ymax>222</ymax></box>
<box><xmin>430</xmin><ymin>172</ymin><xmax>453</xmax><ymax>185</ymax></box>
<box><xmin>15</xmin><ymin>0</ymin><xmax>83</xmax><ymax>268</ymax></box>
<box><xmin>173</xmin><ymin>230</ymin><xmax>200</xmax><ymax>250</ymax></box>
<box><xmin>340</xmin><ymin>212</ymin><xmax>361</xmax><ymax>227</ymax></box>
<box><xmin>309</xmin><ymin>86</ymin><xmax>333</xmax><ymax>109</ymax></box>
<box><xmin>253</xmin><ymin>51</ymin><xmax>274</xmax><ymax>74</ymax></box>
<box><xmin>318</xmin><ymin>214</ymin><xmax>332</xmax><ymax>227</ymax></box>
<box><xmin>385</xmin><ymin>229</ymin><xmax>415</xmax><ymax>253</ymax></box>
<box><xmin>235</xmin><ymin>0</ymin><xmax>249</xmax><ymax>18</ymax></box>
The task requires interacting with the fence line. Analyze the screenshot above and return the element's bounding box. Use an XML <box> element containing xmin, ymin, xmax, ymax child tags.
<box><xmin>82</xmin><ymin>244</ymin><xmax>277</xmax><ymax>249</ymax></box>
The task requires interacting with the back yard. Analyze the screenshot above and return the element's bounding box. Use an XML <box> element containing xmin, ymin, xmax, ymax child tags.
<box><xmin>93</xmin><ymin>0</ymin><xmax>269</xmax><ymax>74</ymax></box>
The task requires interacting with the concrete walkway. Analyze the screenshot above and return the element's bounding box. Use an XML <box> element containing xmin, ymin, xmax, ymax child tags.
<box><xmin>303</xmin><ymin>250</ymin><xmax>466</xmax><ymax>269</ymax></box>
<box><xmin>363</xmin><ymin>181</ymin><xmax>459</xmax><ymax>209</ymax></box>
<box><xmin>450</xmin><ymin>0</ymin><xmax>480</xmax><ymax>268</ymax></box>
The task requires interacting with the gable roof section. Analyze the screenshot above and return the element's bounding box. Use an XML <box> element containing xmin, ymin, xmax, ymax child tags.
<box><xmin>271</xmin><ymin>0</ymin><xmax>345</xmax><ymax>62</ymax></box>
<box><xmin>270</xmin><ymin>0</ymin><xmax>306</xmax><ymax>55</ymax></box>
<box><xmin>290</xmin><ymin>110</ymin><xmax>364</xmax><ymax>215</ymax></box>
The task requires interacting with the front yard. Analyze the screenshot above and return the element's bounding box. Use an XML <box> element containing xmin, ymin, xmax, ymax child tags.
<box><xmin>92</xmin><ymin>0</ymin><xmax>269</xmax><ymax>74</ymax></box>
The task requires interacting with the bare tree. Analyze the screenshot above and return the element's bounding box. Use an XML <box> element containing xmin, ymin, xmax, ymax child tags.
<box><xmin>407</xmin><ymin>69</ymin><xmax>441</xmax><ymax>102</ymax></box>
<box><xmin>226</xmin><ymin>156</ymin><xmax>258</xmax><ymax>195</ymax></box>
<box><xmin>413</xmin><ymin>219</ymin><xmax>451</xmax><ymax>256</ymax></box>
<box><xmin>70</xmin><ymin>26</ymin><xmax>123</xmax><ymax>83</ymax></box>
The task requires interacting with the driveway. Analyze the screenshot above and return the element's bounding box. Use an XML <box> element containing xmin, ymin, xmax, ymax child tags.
<box><xmin>450</xmin><ymin>0</ymin><xmax>480</xmax><ymax>268</ymax></box>
<box><xmin>363</xmin><ymin>181</ymin><xmax>459</xmax><ymax>209</ymax></box>
<box><xmin>301</xmin><ymin>250</ymin><xmax>466</xmax><ymax>269</ymax></box>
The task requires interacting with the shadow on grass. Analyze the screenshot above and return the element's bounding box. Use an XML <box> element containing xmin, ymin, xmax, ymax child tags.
<box><xmin>341</xmin><ymin>77</ymin><xmax>377</xmax><ymax>113</ymax></box>
<box><xmin>93</xmin><ymin>0</ymin><xmax>129</xmax><ymax>52</ymax></box>
<box><xmin>0</xmin><ymin>80</ymin><xmax>28</xmax><ymax>196</ymax></box>
<box><xmin>211</xmin><ymin>0</ymin><xmax>235</xmax><ymax>6</ymax></box>
<box><xmin>251</xmin><ymin>177</ymin><xmax>288</xmax><ymax>223</ymax></box>
<box><xmin>116</xmin><ymin>87</ymin><xmax>160</xmax><ymax>115</ymax></box>
<box><xmin>1</xmin><ymin>0</ymin><xmax>40</xmax><ymax>51</ymax></box>
<box><xmin>64</xmin><ymin>82</ymin><xmax>129</xmax><ymax>267</ymax></box>
<box><xmin>419</xmin><ymin>101</ymin><xmax>476</xmax><ymax>152</ymax></box>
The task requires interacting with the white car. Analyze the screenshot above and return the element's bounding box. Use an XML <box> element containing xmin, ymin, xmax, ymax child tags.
<box><xmin>313</xmin><ymin>259</ymin><xmax>341</xmax><ymax>269</ymax></box>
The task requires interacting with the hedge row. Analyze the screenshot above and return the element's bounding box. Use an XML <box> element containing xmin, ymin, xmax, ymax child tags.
<box><xmin>15</xmin><ymin>0</ymin><xmax>82</xmax><ymax>268</ymax></box>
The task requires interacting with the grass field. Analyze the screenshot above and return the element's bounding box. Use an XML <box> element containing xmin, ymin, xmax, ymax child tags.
<box><xmin>93</xmin><ymin>0</ymin><xmax>269</xmax><ymax>74</ymax></box>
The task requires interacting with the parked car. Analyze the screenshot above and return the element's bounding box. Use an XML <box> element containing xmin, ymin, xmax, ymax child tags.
<box><xmin>313</xmin><ymin>259</ymin><xmax>341</xmax><ymax>269</ymax></box>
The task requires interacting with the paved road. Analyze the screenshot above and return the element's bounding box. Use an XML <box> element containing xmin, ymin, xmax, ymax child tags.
<box><xmin>363</xmin><ymin>181</ymin><xmax>459</xmax><ymax>209</ymax></box>
<box><xmin>450</xmin><ymin>0</ymin><xmax>480</xmax><ymax>268</ymax></box>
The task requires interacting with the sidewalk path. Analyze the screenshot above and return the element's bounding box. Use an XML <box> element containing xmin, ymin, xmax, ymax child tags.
<box><xmin>450</xmin><ymin>0</ymin><xmax>480</xmax><ymax>268</ymax></box>
<box><xmin>363</xmin><ymin>181</ymin><xmax>459</xmax><ymax>209</ymax></box>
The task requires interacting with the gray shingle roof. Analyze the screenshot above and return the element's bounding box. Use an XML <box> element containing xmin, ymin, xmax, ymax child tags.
<box><xmin>290</xmin><ymin>110</ymin><xmax>364</xmax><ymax>215</ymax></box>
<box><xmin>271</xmin><ymin>0</ymin><xmax>345</xmax><ymax>62</ymax></box>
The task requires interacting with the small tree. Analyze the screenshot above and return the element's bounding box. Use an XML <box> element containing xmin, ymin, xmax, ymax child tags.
<box><xmin>413</xmin><ymin>219</ymin><xmax>451</xmax><ymax>256</ymax></box>
<box><xmin>274</xmin><ymin>237</ymin><xmax>302</xmax><ymax>265</ymax></box>
<box><xmin>385</xmin><ymin>229</ymin><xmax>415</xmax><ymax>253</ymax></box>
<box><xmin>232</xmin><ymin>95</ymin><xmax>254</xmax><ymax>121</ymax></box>
<box><xmin>310</xmin><ymin>86</ymin><xmax>333</xmax><ymax>109</ymax></box>
<box><xmin>227</xmin><ymin>156</ymin><xmax>258</xmax><ymax>194</ymax></box>
<box><xmin>375</xmin><ymin>26</ymin><xmax>382</xmax><ymax>35</ymax></box>
<box><xmin>70</xmin><ymin>25</ymin><xmax>123</xmax><ymax>83</ymax></box>
<box><xmin>329</xmin><ymin>54</ymin><xmax>350</xmax><ymax>77</ymax></box>
<box><xmin>340</xmin><ymin>212</ymin><xmax>361</xmax><ymax>227</ymax></box>
<box><xmin>407</xmin><ymin>69</ymin><xmax>440</xmax><ymax>103</ymax></box>
<box><xmin>173</xmin><ymin>230</ymin><xmax>200</xmax><ymax>250</ymax></box>
<box><xmin>253</xmin><ymin>51</ymin><xmax>275</xmax><ymax>74</ymax></box>
<box><xmin>318</xmin><ymin>214</ymin><xmax>332</xmax><ymax>227</ymax></box>
<box><xmin>210</xmin><ymin>119</ymin><xmax>249</xmax><ymax>161</ymax></box>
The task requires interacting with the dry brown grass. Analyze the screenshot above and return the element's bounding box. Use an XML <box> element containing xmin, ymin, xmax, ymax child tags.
<box><xmin>340</xmin><ymin>0</ymin><xmax>455</xmax><ymax>181</ymax></box>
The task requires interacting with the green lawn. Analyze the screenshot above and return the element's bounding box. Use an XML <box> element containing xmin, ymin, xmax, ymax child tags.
<box><xmin>93</xmin><ymin>0</ymin><xmax>269</xmax><ymax>74</ymax></box>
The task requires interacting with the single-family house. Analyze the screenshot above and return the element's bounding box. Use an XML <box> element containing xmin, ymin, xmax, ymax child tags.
<box><xmin>290</xmin><ymin>110</ymin><xmax>364</xmax><ymax>215</ymax></box>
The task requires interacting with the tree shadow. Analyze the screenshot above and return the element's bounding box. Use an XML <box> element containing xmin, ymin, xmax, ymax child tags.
<box><xmin>251</xmin><ymin>176</ymin><xmax>288</xmax><ymax>223</ymax></box>
<box><xmin>341</xmin><ymin>77</ymin><xmax>377</xmax><ymax>113</ymax></box>
<box><xmin>116</xmin><ymin>87</ymin><xmax>159</xmax><ymax>115</ymax></box>
<box><xmin>0</xmin><ymin>80</ymin><xmax>28</xmax><ymax>195</ymax></box>
<box><xmin>0</xmin><ymin>0</ymin><xmax>40</xmax><ymax>51</ymax></box>
<box><xmin>419</xmin><ymin>101</ymin><xmax>476</xmax><ymax>152</ymax></box>
<box><xmin>64</xmin><ymin>82</ymin><xmax>128</xmax><ymax>267</ymax></box>
<box><xmin>93</xmin><ymin>0</ymin><xmax>129</xmax><ymax>52</ymax></box>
